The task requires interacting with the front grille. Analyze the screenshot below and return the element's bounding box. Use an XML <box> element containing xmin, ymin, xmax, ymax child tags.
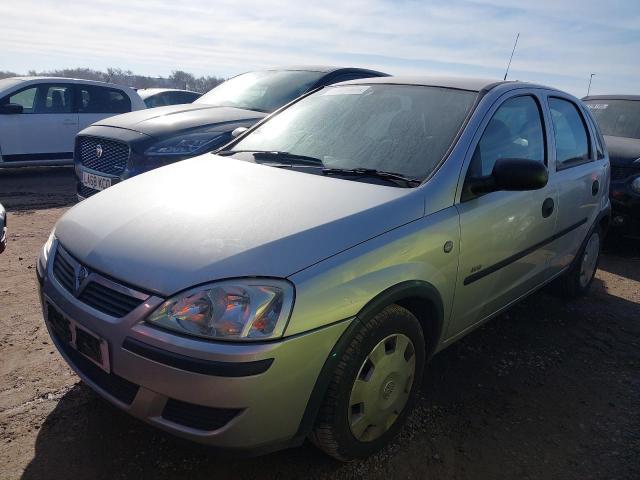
<box><xmin>52</xmin><ymin>249</ymin><xmax>75</xmax><ymax>292</ymax></box>
<box><xmin>78</xmin><ymin>282</ymin><xmax>144</xmax><ymax>318</ymax></box>
<box><xmin>78</xmin><ymin>136</ymin><xmax>129</xmax><ymax>175</ymax></box>
<box><xmin>78</xmin><ymin>184</ymin><xmax>100</xmax><ymax>199</ymax></box>
<box><xmin>52</xmin><ymin>246</ymin><xmax>147</xmax><ymax>318</ymax></box>
<box><xmin>161</xmin><ymin>398</ymin><xmax>241</xmax><ymax>431</ymax></box>
<box><xmin>48</xmin><ymin>305</ymin><xmax>139</xmax><ymax>405</ymax></box>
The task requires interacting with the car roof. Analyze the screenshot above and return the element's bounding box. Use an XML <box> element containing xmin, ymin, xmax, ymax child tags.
<box><xmin>0</xmin><ymin>76</ymin><xmax>137</xmax><ymax>91</ymax></box>
<box><xmin>336</xmin><ymin>75</ymin><xmax>556</xmax><ymax>93</ymax></box>
<box><xmin>263</xmin><ymin>65</ymin><xmax>389</xmax><ymax>76</ymax></box>
<box><xmin>137</xmin><ymin>88</ymin><xmax>201</xmax><ymax>99</ymax></box>
<box><xmin>583</xmin><ymin>95</ymin><xmax>640</xmax><ymax>102</ymax></box>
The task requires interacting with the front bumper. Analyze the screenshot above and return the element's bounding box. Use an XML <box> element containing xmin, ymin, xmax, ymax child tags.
<box><xmin>0</xmin><ymin>226</ymin><xmax>6</xmax><ymax>253</ymax></box>
<box><xmin>38</xmin><ymin>244</ymin><xmax>351</xmax><ymax>450</ymax></box>
<box><xmin>610</xmin><ymin>176</ymin><xmax>640</xmax><ymax>232</ymax></box>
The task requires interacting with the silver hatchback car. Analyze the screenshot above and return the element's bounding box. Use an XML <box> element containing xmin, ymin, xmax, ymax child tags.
<box><xmin>37</xmin><ymin>77</ymin><xmax>610</xmax><ymax>460</ymax></box>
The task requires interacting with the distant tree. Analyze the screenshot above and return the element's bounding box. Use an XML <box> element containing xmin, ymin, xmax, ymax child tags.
<box><xmin>0</xmin><ymin>70</ymin><xmax>21</xmax><ymax>80</ymax></box>
<box><xmin>0</xmin><ymin>67</ymin><xmax>227</xmax><ymax>92</ymax></box>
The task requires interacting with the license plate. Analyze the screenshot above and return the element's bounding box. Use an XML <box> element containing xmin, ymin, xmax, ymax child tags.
<box><xmin>46</xmin><ymin>302</ymin><xmax>111</xmax><ymax>372</ymax></box>
<box><xmin>82</xmin><ymin>171</ymin><xmax>112</xmax><ymax>191</ymax></box>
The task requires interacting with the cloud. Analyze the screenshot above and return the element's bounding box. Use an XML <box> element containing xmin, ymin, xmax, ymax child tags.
<box><xmin>1</xmin><ymin>0</ymin><xmax>638</xmax><ymax>96</ymax></box>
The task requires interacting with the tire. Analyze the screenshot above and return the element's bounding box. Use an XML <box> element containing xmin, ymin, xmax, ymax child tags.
<box><xmin>559</xmin><ymin>224</ymin><xmax>602</xmax><ymax>298</ymax></box>
<box><xmin>310</xmin><ymin>304</ymin><xmax>426</xmax><ymax>461</ymax></box>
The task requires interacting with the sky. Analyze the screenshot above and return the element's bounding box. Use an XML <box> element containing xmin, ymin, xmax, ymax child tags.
<box><xmin>1</xmin><ymin>0</ymin><xmax>639</xmax><ymax>97</ymax></box>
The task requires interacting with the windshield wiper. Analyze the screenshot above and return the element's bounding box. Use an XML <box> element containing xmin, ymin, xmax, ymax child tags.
<box><xmin>218</xmin><ymin>150</ymin><xmax>324</xmax><ymax>165</ymax></box>
<box><xmin>321</xmin><ymin>168</ymin><xmax>422</xmax><ymax>187</ymax></box>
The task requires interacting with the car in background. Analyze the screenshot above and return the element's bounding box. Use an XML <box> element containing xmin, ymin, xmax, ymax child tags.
<box><xmin>0</xmin><ymin>77</ymin><xmax>145</xmax><ymax>168</ymax></box>
<box><xmin>137</xmin><ymin>88</ymin><xmax>202</xmax><ymax>108</ymax></box>
<box><xmin>583</xmin><ymin>95</ymin><xmax>640</xmax><ymax>233</ymax></box>
<box><xmin>0</xmin><ymin>203</ymin><xmax>6</xmax><ymax>254</ymax></box>
<box><xmin>74</xmin><ymin>66</ymin><xmax>388</xmax><ymax>199</ymax></box>
<box><xmin>40</xmin><ymin>77</ymin><xmax>610</xmax><ymax>460</ymax></box>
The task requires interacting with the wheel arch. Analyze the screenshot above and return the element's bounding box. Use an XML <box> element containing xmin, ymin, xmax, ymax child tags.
<box><xmin>293</xmin><ymin>280</ymin><xmax>444</xmax><ymax>443</ymax></box>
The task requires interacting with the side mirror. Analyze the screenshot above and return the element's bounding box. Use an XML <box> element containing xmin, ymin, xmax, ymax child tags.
<box><xmin>231</xmin><ymin>127</ymin><xmax>248</xmax><ymax>138</ymax></box>
<box><xmin>468</xmin><ymin>158</ymin><xmax>548</xmax><ymax>196</ymax></box>
<box><xmin>0</xmin><ymin>103</ymin><xmax>24</xmax><ymax>114</ymax></box>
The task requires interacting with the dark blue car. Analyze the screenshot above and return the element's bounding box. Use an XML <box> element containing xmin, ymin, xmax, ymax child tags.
<box><xmin>75</xmin><ymin>66</ymin><xmax>388</xmax><ymax>199</ymax></box>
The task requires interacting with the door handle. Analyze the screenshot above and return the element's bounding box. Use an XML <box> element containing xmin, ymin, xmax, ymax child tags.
<box><xmin>592</xmin><ymin>180</ymin><xmax>599</xmax><ymax>196</ymax></box>
<box><xmin>542</xmin><ymin>197</ymin><xmax>554</xmax><ymax>218</ymax></box>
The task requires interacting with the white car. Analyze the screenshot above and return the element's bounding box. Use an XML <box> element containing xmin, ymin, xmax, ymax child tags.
<box><xmin>0</xmin><ymin>77</ymin><xmax>145</xmax><ymax>167</ymax></box>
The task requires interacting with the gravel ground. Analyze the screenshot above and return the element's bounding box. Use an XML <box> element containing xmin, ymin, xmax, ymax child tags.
<box><xmin>0</xmin><ymin>167</ymin><xmax>639</xmax><ymax>480</ymax></box>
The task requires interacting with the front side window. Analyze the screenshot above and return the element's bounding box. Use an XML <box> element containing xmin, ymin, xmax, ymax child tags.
<box><xmin>7</xmin><ymin>87</ymin><xmax>38</xmax><ymax>113</ymax></box>
<box><xmin>584</xmin><ymin>99</ymin><xmax>640</xmax><ymax>140</ymax></box>
<box><xmin>2</xmin><ymin>84</ymin><xmax>73</xmax><ymax>113</ymax></box>
<box><xmin>549</xmin><ymin>98</ymin><xmax>590</xmax><ymax>170</ymax></box>
<box><xmin>232</xmin><ymin>84</ymin><xmax>477</xmax><ymax>181</ymax></box>
<box><xmin>196</xmin><ymin>70</ymin><xmax>325</xmax><ymax>113</ymax></box>
<box><xmin>77</xmin><ymin>86</ymin><xmax>131</xmax><ymax>114</ymax></box>
<box><xmin>467</xmin><ymin>95</ymin><xmax>545</xmax><ymax>178</ymax></box>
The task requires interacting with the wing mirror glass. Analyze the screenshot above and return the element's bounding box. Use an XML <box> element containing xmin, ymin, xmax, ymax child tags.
<box><xmin>468</xmin><ymin>158</ymin><xmax>548</xmax><ymax>197</ymax></box>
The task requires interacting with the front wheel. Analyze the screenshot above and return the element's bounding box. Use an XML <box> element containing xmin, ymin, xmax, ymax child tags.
<box><xmin>310</xmin><ymin>304</ymin><xmax>425</xmax><ymax>461</ymax></box>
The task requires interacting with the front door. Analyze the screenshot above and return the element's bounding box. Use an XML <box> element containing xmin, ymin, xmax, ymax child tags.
<box><xmin>0</xmin><ymin>83</ymin><xmax>78</xmax><ymax>163</ymax></box>
<box><xmin>448</xmin><ymin>92</ymin><xmax>558</xmax><ymax>338</ymax></box>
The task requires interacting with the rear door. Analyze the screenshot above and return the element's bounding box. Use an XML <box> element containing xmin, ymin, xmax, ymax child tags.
<box><xmin>0</xmin><ymin>82</ymin><xmax>78</xmax><ymax>163</ymax></box>
<box><xmin>544</xmin><ymin>94</ymin><xmax>606</xmax><ymax>277</ymax></box>
<box><xmin>76</xmin><ymin>84</ymin><xmax>132</xmax><ymax>131</ymax></box>
<box><xmin>448</xmin><ymin>90</ymin><xmax>558</xmax><ymax>337</ymax></box>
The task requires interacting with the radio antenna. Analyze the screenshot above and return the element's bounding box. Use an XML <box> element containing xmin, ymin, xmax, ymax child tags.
<box><xmin>504</xmin><ymin>33</ymin><xmax>520</xmax><ymax>81</ymax></box>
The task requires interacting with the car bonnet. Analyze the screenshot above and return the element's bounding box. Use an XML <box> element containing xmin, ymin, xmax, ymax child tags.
<box><xmin>54</xmin><ymin>156</ymin><xmax>424</xmax><ymax>296</ymax></box>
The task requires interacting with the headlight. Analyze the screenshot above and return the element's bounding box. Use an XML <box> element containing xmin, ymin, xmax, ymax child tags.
<box><xmin>42</xmin><ymin>230</ymin><xmax>56</xmax><ymax>265</ymax></box>
<box><xmin>145</xmin><ymin>132</ymin><xmax>224</xmax><ymax>156</ymax></box>
<box><xmin>147</xmin><ymin>279</ymin><xmax>294</xmax><ymax>341</ymax></box>
<box><xmin>631</xmin><ymin>176</ymin><xmax>640</xmax><ymax>194</ymax></box>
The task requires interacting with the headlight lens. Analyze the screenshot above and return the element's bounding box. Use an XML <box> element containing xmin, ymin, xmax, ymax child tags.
<box><xmin>631</xmin><ymin>176</ymin><xmax>640</xmax><ymax>194</ymax></box>
<box><xmin>42</xmin><ymin>230</ymin><xmax>56</xmax><ymax>265</ymax></box>
<box><xmin>147</xmin><ymin>279</ymin><xmax>294</xmax><ymax>341</ymax></box>
<box><xmin>145</xmin><ymin>132</ymin><xmax>224</xmax><ymax>156</ymax></box>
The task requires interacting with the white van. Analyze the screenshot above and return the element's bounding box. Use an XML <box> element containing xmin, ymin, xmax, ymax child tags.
<box><xmin>0</xmin><ymin>77</ymin><xmax>145</xmax><ymax>167</ymax></box>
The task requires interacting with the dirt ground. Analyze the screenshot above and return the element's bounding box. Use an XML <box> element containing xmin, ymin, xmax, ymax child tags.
<box><xmin>0</xmin><ymin>167</ymin><xmax>638</xmax><ymax>480</ymax></box>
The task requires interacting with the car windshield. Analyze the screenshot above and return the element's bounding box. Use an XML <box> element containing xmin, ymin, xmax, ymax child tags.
<box><xmin>195</xmin><ymin>70</ymin><xmax>325</xmax><ymax>113</ymax></box>
<box><xmin>584</xmin><ymin>99</ymin><xmax>640</xmax><ymax>139</ymax></box>
<box><xmin>232</xmin><ymin>84</ymin><xmax>477</xmax><ymax>181</ymax></box>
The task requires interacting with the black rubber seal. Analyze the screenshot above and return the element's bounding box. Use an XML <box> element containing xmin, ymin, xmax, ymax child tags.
<box><xmin>122</xmin><ymin>337</ymin><xmax>274</xmax><ymax>377</ymax></box>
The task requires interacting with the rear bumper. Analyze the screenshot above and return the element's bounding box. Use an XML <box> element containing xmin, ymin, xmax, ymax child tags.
<box><xmin>38</xmin><ymin>246</ymin><xmax>350</xmax><ymax>450</ymax></box>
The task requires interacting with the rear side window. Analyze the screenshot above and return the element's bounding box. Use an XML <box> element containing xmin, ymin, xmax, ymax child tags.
<box><xmin>144</xmin><ymin>93</ymin><xmax>169</xmax><ymax>108</ymax></box>
<box><xmin>467</xmin><ymin>95</ymin><xmax>545</xmax><ymax>178</ymax></box>
<box><xmin>168</xmin><ymin>91</ymin><xmax>200</xmax><ymax>104</ymax></box>
<box><xmin>549</xmin><ymin>98</ymin><xmax>591</xmax><ymax>170</ymax></box>
<box><xmin>77</xmin><ymin>85</ymin><xmax>131</xmax><ymax>113</ymax></box>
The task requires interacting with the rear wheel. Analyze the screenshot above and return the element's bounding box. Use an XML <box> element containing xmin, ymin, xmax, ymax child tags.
<box><xmin>310</xmin><ymin>304</ymin><xmax>425</xmax><ymax>461</ymax></box>
<box><xmin>560</xmin><ymin>225</ymin><xmax>602</xmax><ymax>298</ymax></box>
